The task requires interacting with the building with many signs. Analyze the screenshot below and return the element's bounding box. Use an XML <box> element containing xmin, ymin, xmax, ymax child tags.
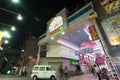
<box><xmin>37</xmin><ymin>1</ymin><xmax>120</xmax><ymax>78</ymax></box>
<box><xmin>37</xmin><ymin>2</ymin><xmax>106</xmax><ymax>77</ymax></box>
<box><xmin>92</xmin><ymin>0</ymin><xmax>120</xmax><ymax>79</ymax></box>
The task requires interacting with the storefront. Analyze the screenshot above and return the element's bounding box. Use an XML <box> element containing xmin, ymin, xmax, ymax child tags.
<box><xmin>92</xmin><ymin>0</ymin><xmax>120</xmax><ymax>79</ymax></box>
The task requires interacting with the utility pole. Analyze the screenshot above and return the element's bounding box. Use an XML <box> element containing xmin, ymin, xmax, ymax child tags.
<box><xmin>36</xmin><ymin>46</ymin><xmax>40</xmax><ymax>65</ymax></box>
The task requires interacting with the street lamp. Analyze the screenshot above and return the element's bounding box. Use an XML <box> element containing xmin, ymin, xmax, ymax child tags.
<box><xmin>17</xmin><ymin>14</ymin><xmax>23</xmax><ymax>21</ymax></box>
<box><xmin>11</xmin><ymin>0</ymin><xmax>39</xmax><ymax>22</ymax></box>
<box><xmin>11</xmin><ymin>0</ymin><xmax>20</xmax><ymax>4</ymax></box>
<box><xmin>11</xmin><ymin>26</ymin><xmax>16</xmax><ymax>31</ymax></box>
<box><xmin>0</xmin><ymin>23</ymin><xmax>16</xmax><ymax>47</ymax></box>
<box><xmin>2</xmin><ymin>31</ymin><xmax>11</xmax><ymax>38</ymax></box>
<box><xmin>0</xmin><ymin>7</ymin><xmax>23</xmax><ymax>21</ymax></box>
<box><xmin>4</xmin><ymin>40</ymin><xmax>9</xmax><ymax>44</ymax></box>
<box><xmin>0</xmin><ymin>23</ymin><xmax>16</xmax><ymax>31</ymax></box>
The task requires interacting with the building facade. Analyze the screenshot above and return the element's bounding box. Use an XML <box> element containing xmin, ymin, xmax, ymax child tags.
<box><xmin>37</xmin><ymin>2</ymin><xmax>106</xmax><ymax>77</ymax></box>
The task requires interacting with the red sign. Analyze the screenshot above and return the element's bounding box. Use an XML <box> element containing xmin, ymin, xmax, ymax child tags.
<box><xmin>95</xmin><ymin>56</ymin><xmax>105</xmax><ymax>64</ymax></box>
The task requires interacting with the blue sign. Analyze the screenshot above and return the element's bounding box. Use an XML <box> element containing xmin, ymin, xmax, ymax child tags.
<box><xmin>75</xmin><ymin>48</ymin><xmax>93</xmax><ymax>55</ymax></box>
<box><xmin>106</xmin><ymin>56</ymin><xmax>119</xmax><ymax>80</ymax></box>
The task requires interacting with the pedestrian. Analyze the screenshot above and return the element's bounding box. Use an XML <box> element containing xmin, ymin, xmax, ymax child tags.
<box><xmin>63</xmin><ymin>66</ymin><xmax>68</xmax><ymax>80</ymax></box>
<box><xmin>94</xmin><ymin>64</ymin><xmax>101</xmax><ymax>80</ymax></box>
<box><xmin>91</xmin><ymin>66</ymin><xmax>95</xmax><ymax>76</ymax></box>
<box><xmin>101</xmin><ymin>68</ymin><xmax>110</xmax><ymax>80</ymax></box>
<box><xmin>59</xmin><ymin>65</ymin><xmax>63</xmax><ymax>80</ymax></box>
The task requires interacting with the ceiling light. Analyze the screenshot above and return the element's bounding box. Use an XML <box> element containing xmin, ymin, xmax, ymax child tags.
<box><xmin>51</xmin><ymin>37</ymin><xmax>54</xmax><ymax>40</ymax></box>
<box><xmin>61</xmin><ymin>31</ymin><xmax>65</xmax><ymax>35</ymax></box>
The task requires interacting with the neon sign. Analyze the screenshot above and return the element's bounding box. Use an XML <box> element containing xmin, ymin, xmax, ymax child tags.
<box><xmin>89</xmin><ymin>25</ymin><xmax>98</xmax><ymax>41</ymax></box>
<box><xmin>75</xmin><ymin>48</ymin><xmax>93</xmax><ymax>55</ymax></box>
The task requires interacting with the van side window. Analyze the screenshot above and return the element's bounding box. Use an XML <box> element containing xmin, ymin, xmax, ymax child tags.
<box><xmin>46</xmin><ymin>67</ymin><xmax>52</xmax><ymax>71</ymax></box>
<box><xmin>34</xmin><ymin>67</ymin><xmax>39</xmax><ymax>71</ymax></box>
<box><xmin>39</xmin><ymin>67</ymin><xmax>45</xmax><ymax>71</ymax></box>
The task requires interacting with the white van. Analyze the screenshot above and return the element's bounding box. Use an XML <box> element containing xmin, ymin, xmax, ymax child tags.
<box><xmin>31</xmin><ymin>65</ymin><xmax>56</xmax><ymax>80</ymax></box>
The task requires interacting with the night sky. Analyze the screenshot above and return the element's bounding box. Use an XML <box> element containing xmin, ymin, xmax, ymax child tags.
<box><xmin>0</xmin><ymin>0</ymin><xmax>87</xmax><ymax>49</ymax></box>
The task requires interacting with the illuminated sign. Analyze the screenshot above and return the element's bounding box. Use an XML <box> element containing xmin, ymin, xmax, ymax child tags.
<box><xmin>89</xmin><ymin>12</ymin><xmax>97</xmax><ymax>19</ymax></box>
<box><xmin>115</xmin><ymin>18</ymin><xmax>120</xmax><ymax>22</ymax></box>
<box><xmin>48</xmin><ymin>16</ymin><xmax>64</xmax><ymax>37</ymax></box>
<box><xmin>89</xmin><ymin>25</ymin><xmax>99</xmax><ymax>41</ymax></box>
<box><xmin>0</xmin><ymin>31</ymin><xmax>2</xmax><ymax>41</ymax></box>
<box><xmin>70</xmin><ymin>60</ymin><xmax>79</xmax><ymax>65</ymax></box>
<box><xmin>100</xmin><ymin>0</ymin><xmax>120</xmax><ymax>14</ymax></box>
<box><xmin>101</xmin><ymin>13</ymin><xmax>120</xmax><ymax>45</ymax></box>
<box><xmin>75</xmin><ymin>48</ymin><xmax>93</xmax><ymax>55</ymax></box>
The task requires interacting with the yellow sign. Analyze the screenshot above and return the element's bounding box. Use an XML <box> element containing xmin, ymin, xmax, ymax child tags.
<box><xmin>112</xmin><ymin>37</ymin><xmax>120</xmax><ymax>43</ymax></box>
<box><xmin>115</xmin><ymin>18</ymin><xmax>120</xmax><ymax>22</ymax></box>
<box><xmin>0</xmin><ymin>31</ymin><xmax>2</xmax><ymax>41</ymax></box>
<box><xmin>100</xmin><ymin>0</ymin><xmax>120</xmax><ymax>14</ymax></box>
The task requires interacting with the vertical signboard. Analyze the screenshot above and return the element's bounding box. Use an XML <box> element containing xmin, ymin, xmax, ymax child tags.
<box><xmin>106</xmin><ymin>56</ymin><xmax>119</xmax><ymax>80</ymax></box>
<box><xmin>101</xmin><ymin>13</ymin><xmax>120</xmax><ymax>46</ymax></box>
<box><xmin>89</xmin><ymin>25</ymin><xmax>99</xmax><ymax>41</ymax></box>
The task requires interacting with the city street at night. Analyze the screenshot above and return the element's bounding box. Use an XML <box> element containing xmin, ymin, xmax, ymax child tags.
<box><xmin>0</xmin><ymin>73</ymin><xmax>97</xmax><ymax>80</ymax></box>
<box><xmin>0</xmin><ymin>0</ymin><xmax>120</xmax><ymax>80</ymax></box>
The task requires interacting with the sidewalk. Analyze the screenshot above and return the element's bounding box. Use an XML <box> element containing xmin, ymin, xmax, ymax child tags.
<box><xmin>69</xmin><ymin>74</ymin><xmax>97</xmax><ymax>80</ymax></box>
<box><xmin>57</xmin><ymin>73</ymin><xmax>98</xmax><ymax>80</ymax></box>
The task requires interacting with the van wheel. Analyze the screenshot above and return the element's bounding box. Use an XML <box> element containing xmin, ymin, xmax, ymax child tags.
<box><xmin>33</xmin><ymin>76</ymin><xmax>38</xmax><ymax>80</ymax></box>
<box><xmin>50</xmin><ymin>76</ymin><xmax>56</xmax><ymax>80</ymax></box>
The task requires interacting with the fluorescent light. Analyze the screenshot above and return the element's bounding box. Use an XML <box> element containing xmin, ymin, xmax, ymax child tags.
<box><xmin>57</xmin><ymin>39</ymin><xmax>79</xmax><ymax>51</ymax></box>
<box><xmin>61</xmin><ymin>31</ymin><xmax>65</xmax><ymax>35</ymax></box>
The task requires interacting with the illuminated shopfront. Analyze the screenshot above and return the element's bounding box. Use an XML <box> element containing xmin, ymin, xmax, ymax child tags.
<box><xmin>38</xmin><ymin>2</ymin><xmax>107</xmax><ymax>76</ymax></box>
<box><xmin>92</xmin><ymin>0</ymin><xmax>120</xmax><ymax>79</ymax></box>
<box><xmin>50</xmin><ymin>3</ymin><xmax>105</xmax><ymax>73</ymax></box>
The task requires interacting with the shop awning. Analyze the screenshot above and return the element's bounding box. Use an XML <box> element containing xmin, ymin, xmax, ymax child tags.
<box><xmin>57</xmin><ymin>20</ymin><xmax>93</xmax><ymax>51</ymax></box>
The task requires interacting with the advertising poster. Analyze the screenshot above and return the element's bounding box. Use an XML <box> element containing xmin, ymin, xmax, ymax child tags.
<box><xmin>100</xmin><ymin>0</ymin><xmax>120</xmax><ymax>14</ymax></box>
<box><xmin>89</xmin><ymin>25</ymin><xmax>99</xmax><ymax>41</ymax></box>
<box><xmin>101</xmin><ymin>13</ymin><xmax>120</xmax><ymax>46</ymax></box>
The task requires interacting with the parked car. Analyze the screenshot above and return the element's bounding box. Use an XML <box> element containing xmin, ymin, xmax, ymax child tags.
<box><xmin>31</xmin><ymin>65</ymin><xmax>56</xmax><ymax>80</ymax></box>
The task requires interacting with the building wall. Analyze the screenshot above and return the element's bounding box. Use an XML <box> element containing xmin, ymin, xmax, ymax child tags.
<box><xmin>46</xmin><ymin>44</ymin><xmax>79</xmax><ymax>60</ymax></box>
<box><xmin>68</xmin><ymin>3</ymin><xmax>94</xmax><ymax>28</ymax></box>
<box><xmin>62</xmin><ymin>59</ymin><xmax>76</xmax><ymax>72</ymax></box>
<box><xmin>22</xmin><ymin>36</ymin><xmax>39</xmax><ymax>75</ymax></box>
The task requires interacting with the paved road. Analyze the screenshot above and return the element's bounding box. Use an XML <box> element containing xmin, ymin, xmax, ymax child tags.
<box><xmin>0</xmin><ymin>74</ymin><xmax>98</xmax><ymax>80</ymax></box>
<box><xmin>0</xmin><ymin>75</ymin><xmax>31</xmax><ymax>80</ymax></box>
<box><xmin>57</xmin><ymin>73</ymin><xmax>97</xmax><ymax>80</ymax></box>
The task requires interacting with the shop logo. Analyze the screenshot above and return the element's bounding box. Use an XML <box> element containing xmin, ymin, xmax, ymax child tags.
<box><xmin>48</xmin><ymin>16</ymin><xmax>64</xmax><ymax>37</ymax></box>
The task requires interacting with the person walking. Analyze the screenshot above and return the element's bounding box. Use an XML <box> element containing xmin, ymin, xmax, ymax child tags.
<box><xmin>63</xmin><ymin>66</ymin><xmax>68</xmax><ymax>80</ymax></box>
<box><xmin>94</xmin><ymin>64</ymin><xmax>101</xmax><ymax>80</ymax></box>
<box><xmin>59</xmin><ymin>65</ymin><xmax>63</xmax><ymax>80</ymax></box>
<box><xmin>91</xmin><ymin>66</ymin><xmax>96</xmax><ymax>76</ymax></box>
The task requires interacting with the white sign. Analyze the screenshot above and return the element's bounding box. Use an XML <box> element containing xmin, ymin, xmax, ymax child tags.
<box><xmin>49</xmin><ymin>16</ymin><xmax>63</xmax><ymax>33</ymax></box>
<box><xmin>101</xmin><ymin>13</ymin><xmax>120</xmax><ymax>45</ymax></box>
